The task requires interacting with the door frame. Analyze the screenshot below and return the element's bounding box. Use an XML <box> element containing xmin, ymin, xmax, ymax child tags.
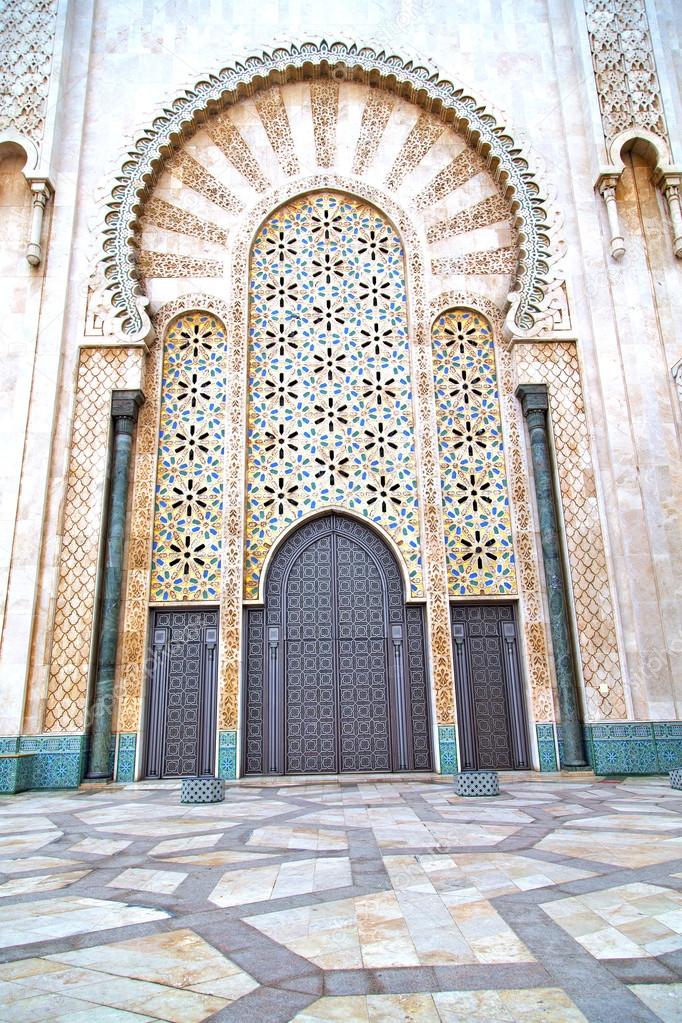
<box><xmin>450</xmin><ymin>600</ymin><xmax>530</xmax><ymax>771</ymax></box>
<box><xmin>242</xmin><ymin>512</ymin><xmax>434</xmax><ymax>776</ymax></box>
<box><xmin>142</xmin><ymin>606</ymin><xmax>219</xmax><ymax>779</ymax></box>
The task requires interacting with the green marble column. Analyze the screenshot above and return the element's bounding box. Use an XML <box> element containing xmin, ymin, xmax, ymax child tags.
<box><xmin>516</xmin><ymin>384</ymin><xmax>587</xmax><ymax>768</ymax></box>
<box><xmin>86</xmin><ymin>390</ymin><xmax>144</xmax><ymax>780</ymax></box>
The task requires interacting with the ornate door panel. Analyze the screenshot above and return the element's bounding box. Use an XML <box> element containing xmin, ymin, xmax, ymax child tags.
<box><xmin>244</xmin><ymin>514</ymin><xmax>432</xmax><ymax>775</ymax></box>
<box><xmin>285</xmin><ymin>534</ymin><xmax>336</xmax><ymax>773</ymax></box>
<box><xmin>336</xmin><ymin>533</ymin><xmax>391</xmax><ymax>772</ymax></box>
<box><xmin>143</xmin><ymin>609</ymin><xmax>218</xmax><ymax>778</ymax></box>
<box><xmin>450</xmin><ymin>603</ymin><xmax>529</xmax><ymax>771</ymax></box>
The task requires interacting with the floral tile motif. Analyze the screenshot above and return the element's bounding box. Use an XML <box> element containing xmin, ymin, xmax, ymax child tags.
<box><xmin>432</xmin><ymin>309</ymin><xmax>516</xmax><ymax>594</ymax></box>
<box><xmin>151</xmin><ymin>312</ymin><xmax>227</xmax><ymax>601</ymax></box>
<box><xmin>245</xmin><ymin>191</ymin><xmax>423</xmax><ymax>598</ymax></box>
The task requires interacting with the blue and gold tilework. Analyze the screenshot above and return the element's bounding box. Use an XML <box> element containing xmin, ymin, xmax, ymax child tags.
<box><xmin>432</xmin><ymin>309</ymin><xmax>516</xmax><ymax>595</ymax></box>
<box><xmin>151</xmin><ymin>312</ymin><xmax>227</xmax><ymax>601</ymax></box>
<box><xmin>245</xmin><ymin>191</ymin><xmax>423</xmax><ymax>599</ymax></box>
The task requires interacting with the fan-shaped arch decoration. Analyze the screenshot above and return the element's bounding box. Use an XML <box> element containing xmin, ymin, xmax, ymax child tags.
<box><xmin>99</xmin><ymin>39</ymin><xmax>563</xmax><ymax>339</ymax></box>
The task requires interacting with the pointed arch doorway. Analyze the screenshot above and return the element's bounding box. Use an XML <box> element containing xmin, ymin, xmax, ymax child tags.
<box><xmin>243</xmin><ymin>514</ymin><xmax>433</xmax><ymax>775</ymax></box>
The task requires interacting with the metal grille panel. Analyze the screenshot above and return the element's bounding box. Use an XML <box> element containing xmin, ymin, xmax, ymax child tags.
<box><xmin>244</xmin><ymin>514</ymin><xmax>432</xmax><ymax>774</ymax></box>
<box><xmin>451</xmin><ymin>603</ymin><xmax>529</xmax><ymax>771</ymax></box>
<box><xmin>144</xmin><ymin>608</ymin><xmax>218</xmax><ymax>778</ymax></box>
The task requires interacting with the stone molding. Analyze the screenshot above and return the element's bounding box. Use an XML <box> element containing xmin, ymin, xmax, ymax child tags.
<box><xmin>582</xmin><ymin>0</ymin><xmax>682</xmax><ymax>260</ymax></box>
<box><xmin>582</xmin><ymin>1</ymin><xmax>670</xmax><ymax>151</ymax></box>
<box><xmin>95</xmin><ymin>39</ymin><xmax>563</xmax><ymax>341</ymax></box>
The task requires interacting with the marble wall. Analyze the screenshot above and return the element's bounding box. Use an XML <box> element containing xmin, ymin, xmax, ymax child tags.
<box><xmin>0</xmin><ymin>0</ymin><xmax>680</xmax><ymax>778</ymax></box>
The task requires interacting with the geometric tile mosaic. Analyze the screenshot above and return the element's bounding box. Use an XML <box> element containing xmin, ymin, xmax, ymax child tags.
<box><xmin>151</xmin><ymin>312</ymin><xmax>227</xmax><ymax>601</ymax></box>
<box><xmin>245</xmin><ymin>191</ymin><xmax>423</xmax><ymax>598</ymax></box>
<box><xmin>432</xmin><ymin>308</ymin><xmax>516</xmax><ymax>594</ymax></box>
<box><xmin>0</xmin><ymin>776</ymin><xmax>681</xmax><ymax>1020</ymax></box>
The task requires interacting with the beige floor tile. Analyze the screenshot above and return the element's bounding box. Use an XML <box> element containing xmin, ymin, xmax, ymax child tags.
<box><xmin>0</xmin><ymin>991</ymin><xmax>104</xmax><ymax>1022</ymax></box>
<box><xmin>629</xmin><ymin>983</ymin><xmax>682</xmax><ymax>1023</ymax></box>
<box><xmin>541</xmin><ymin>884</ymin><xmax>682</xmax><ymax>959</ymax></box>
<box><xmin>0</xmin><ymin>816</ymin><xmax>57</xmax><ymax>835</ymax></box>
<box><xmin>0</xmin><ymin>869</ymin><xmax>90</xmax><ymax>898</ymax></box>
<box><xmin>567</xmin><ymin>814</ymin><xmax>682</xmax><ymax>832</ymax></box>
<box><xmin>0</xmin><ymin>832</ymin><xmax>61</xmax><ymax>857</ymax></box>
<box><xmin>536</xmin><ymin>829</ymin><xmax>682</xmax><ymax>867</ymax></box>
<box><xmin>0</xmin><ymin>855</ymin><xmax>83</xmax><ymax>874</ymax></box>
<box><xmin>150</xmin><ymin>833</ymin><xmax>223</xmax><ymax>856</ymax></box>
<box><xmin>434</xmin><ymin>987</ymin><xmax>589</xmax><ymax>1021</ymax></box>
<box><xmin>70</xmin><ymin>838</ymin><xmax>132</xmax><ymax>856</ymax></box>
<box><xmin>0</xmin><ymin>897</ymin><xmax>167</xmax><ymax>949</ymax></box>
<box><xmin>108</xmin><ymin>867</ymin><xmax>187</xmax><ymax>893</ymax></box>
<box><xmin>56</xmin><ymin>973</ymin><xmax>225</xmax><ymax>1023</ymax></box>
<box><xmin>162</xmin><ymin>849</ymin><xmax>271</xmax><ymax>866</ymax></box>
<box><xmin>291</xmin><ymin>994</ymin><xmax>370</xmax><ymax>1022</ymax></box>
<box><xmin>366</xmin><ymin>992</ymin><xmax>440</xmax><ymax>1021</ymax></box>
<box><xmin>247</xmin><ymin>824</ymin><xmax>348</xmax><ymax>850</ymax></box>
<box><xmin>47</xmin><ymin>927</ymin><xmax>249</xmax><ymax>989</ymax></box>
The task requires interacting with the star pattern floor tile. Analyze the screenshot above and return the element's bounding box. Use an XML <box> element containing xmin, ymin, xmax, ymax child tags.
<box><xmin>0</xmin><ymin>776</ymin><xmax>681</xmax><ymax>1021</ymax></box>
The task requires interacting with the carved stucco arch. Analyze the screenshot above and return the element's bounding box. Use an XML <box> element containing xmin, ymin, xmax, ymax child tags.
<box><xmin>99</xmin><ymin>39</ymin><xmax>562</xmax><ymax>341</ymax></box>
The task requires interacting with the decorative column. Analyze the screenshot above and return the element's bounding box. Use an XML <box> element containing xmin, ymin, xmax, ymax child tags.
<box><xmin>654</xmin><ymin>171</ymin><xmax>682</xmax><ymax>258</ymax></box>
<box><xmin>26</xmin><ymin>178</ymin><xmax>53</xmax><ymax>267</ymax></box>
<box><xmin>86</xmin><ymin>389</ymin><xmax>144</xmax><ymax>779</ymax></box>
<box><xmin>596</xmin><ymin>172</ymin><xmax>625</xmax><ymax>260</ymax></box>
<box><xmin>516</xmin><ymin>384</ymin><xmax>587</xmax><ymax>768</ymax></box>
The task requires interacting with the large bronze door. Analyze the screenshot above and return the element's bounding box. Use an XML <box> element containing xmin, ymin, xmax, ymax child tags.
<box><xmin>244</xmin><ymin>514</ymin><xmax>432</xmax><ymax>775</ymax></box>
<box><xmin>450</xmin><ymin>603</ymin><xmax>530</xmax><ymax>770</ymax></box>
<box><xmin>143</xmin><ymin>608</ymin><xmax>218</xmax><ymax>778</ymax></box>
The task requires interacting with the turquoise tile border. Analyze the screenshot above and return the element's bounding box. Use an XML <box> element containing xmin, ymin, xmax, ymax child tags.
<box><xmin>0</xmin><ymin>753</ymin><xmax>34</xmax><ymax>794</ymax></box>
<box><xmin>542</xmin><ymin>722</ymin><xmax>682</xmax><ymax>776</ymax></box>
<box><xmin>535</xmin><ymin>724</ymin><xmax>559</xmax><ymax>772</ymax></box>
<box><xmin>437</xmin><ymin>725</ymin><xmax>458</xmax><ymax>775</ymax></box>
<box><xmin>218</xmin><ymin>730</ymin><xmax>237</xmax><ymax>780</ymax></box>
<box><xmin>115</xmin><ymin>733</ymin><xmax>137</xmax><ymax>782</ymax></box>
<box><xmin>652</xmin><ymin>722</ymin><xmax>682</xmax><ymax>772</ymax></box>
<box><xmin>2</xmin><ymin>719</ymin><xmax>681</xmax><ymax>792</ymax></box>
<box><xmin>17</xmin><ymin>735</ymin><xmax>88</xmax><ymax>789</ymax></box>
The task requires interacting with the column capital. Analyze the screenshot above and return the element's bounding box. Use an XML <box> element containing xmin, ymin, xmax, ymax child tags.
<box><xmin>595</xmin><ymin>168</ymin><xmax>622</xmax><ymax>197</ymax></box>
<box><xmin>111</xmin><ymin>389</ymin><xmax>145</xmax><ymax>422</ymax></box>
<box><xmin>515</xmin><ymin>383</ymin><xmax>548</xmax><ymax>418</ymax></box>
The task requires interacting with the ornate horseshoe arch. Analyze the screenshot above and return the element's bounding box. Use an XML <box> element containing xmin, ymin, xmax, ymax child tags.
<box><xmin>97</xmin><ymin>39</ymin><xmax>565</xmax><ymax>341</ymax></box>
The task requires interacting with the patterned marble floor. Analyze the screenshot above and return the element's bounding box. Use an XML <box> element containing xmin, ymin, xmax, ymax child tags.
<box><xmin>0</xmin><ymin>776</ymin><xmax>682</xmax><ymax>1021</ymax></box>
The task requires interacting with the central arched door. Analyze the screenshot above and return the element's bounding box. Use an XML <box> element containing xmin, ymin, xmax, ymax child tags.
<box><xmin>243</xmin><ymin>514</ymin><xmax>433</xmax><ymax>775</ymax></box>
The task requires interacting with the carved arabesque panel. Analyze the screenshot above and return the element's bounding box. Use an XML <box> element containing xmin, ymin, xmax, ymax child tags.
<box><xmin>44</xmin><ymin>347</ymin><xmax>143</xmax><ymax>733</ymax></box>
<box><xmin>0</xmin><ymin>0</ymin><xmax>58</xmax><ymax>145</ymax></box>
<box><xmin>583</xmin><ymin>0</ymin><xmax>669</xmax><ymax>147</ymax></box>
<box><xmin>514</xmin><ymin>341</ymin><xmax>626</xmax><ymax>720</ymax></box>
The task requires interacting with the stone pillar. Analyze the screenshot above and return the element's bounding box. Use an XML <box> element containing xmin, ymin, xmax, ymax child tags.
<box><xmin>654</xmin><ymin>171</ymin><xmax>682</xmax><ymax>259</ymax></box>
<box><xmin>86</xmin><ymin>389</ymin><xmax>144</xmax><ymax>780</ymax></box>
<box><xmin>596</xmin><ymin>173</ymin><xmax>625</xmax><ymax>260</ymax></box>
<box><xmin>26</xmin><ymin>179</ymin><xmax>53</xmax><ymax>267</ymax></box>
<box><xmin>516</xmin><ymin>384</ymin><xmax>587</xmax><ymax>768</ymax></box>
